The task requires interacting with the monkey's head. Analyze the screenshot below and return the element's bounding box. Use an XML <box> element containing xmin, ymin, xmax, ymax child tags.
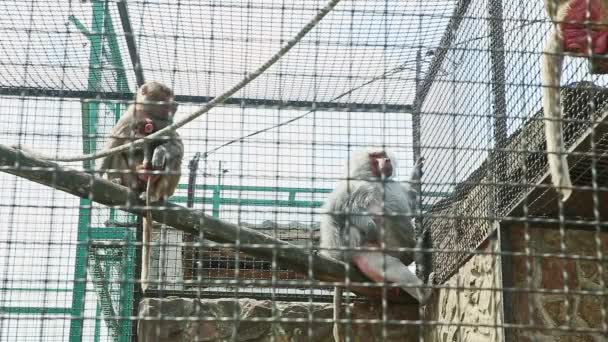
<box><xmin>133</xmin><ymin>81</ymin><xmax>178</xmax><ymax>135</ymax></box>
<box><xmin>348</xmin><ymin>148</ymin><xmax>395</xmax><ymax>180</ymax></box>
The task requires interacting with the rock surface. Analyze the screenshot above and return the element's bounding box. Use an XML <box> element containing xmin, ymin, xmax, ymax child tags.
<box><xmin>138</xmin><ymin>297</ymin><xmax>420</xmax><ymax>342</ymax></box>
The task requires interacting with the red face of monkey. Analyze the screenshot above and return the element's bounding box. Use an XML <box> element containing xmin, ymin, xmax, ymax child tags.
<box><xmin>561</xmin><ymin>0</ymin><xmax>608</xmax><ymax>55</ymax></box>
<box><xmin>369</xmin><ymin>151</ymin><xmax>393</xmax><ymax>179</ymax></box>
<box><xmin>133</xmin><ymin>81</ymin><xmax>177</xmax><ymax>136</ymax></box>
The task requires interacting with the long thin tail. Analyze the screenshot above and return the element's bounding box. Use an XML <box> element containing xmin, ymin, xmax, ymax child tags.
<box><xmin>141</xmin><ymin>179</ymin><xmax>153</xmax><ymax>292</ymax></box>
<box><xmin>541</xmin><ymin>28</ymin><xmax>573</xmax><ymax>201</ymax></box>
<box><xmin>332</xmin><ymin>287</ymin><xmax>343</xmax><ymax>342</ymax></box>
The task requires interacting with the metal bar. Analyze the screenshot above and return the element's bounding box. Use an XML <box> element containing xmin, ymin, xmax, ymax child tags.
<box><xmin>0</xmin><ymin>307</ymin><xmax>72</xmax><ymax>315</ymax></box>
<box><xmin>116</xmin><ymin>0</ymin><xmax>145</xmax><ymax>86</ymax></box>
<box><xmin>0</xmin><ymin>287</ymin><xmax>72</xmax><ymax>292</ymax></box>
<box><xmin>119</xmin><ymin>229</ymin><xmax>136</xmax><ymax>342</ymax></box>
<box><xmin>67</xmin><ymin>15</ymin><xmax>91</xmax><ymax>36</ymax></box>
<box><xmin>170</xmin><ymin>195</ymin><xmax>435</xmax><ymax>211</ymax></box>
<box><xmin>0</xmin><ymin>87</ymin><xmax>413</xmax><ymax>113</ymax></box>
<box><xmin>488</xmin><ymin>0</ymin><xmax>507</xmax><ymax>149</ymax></box>
<box><xmin>103</xmin><ymin>8</ymin><xmax>130</xmax><ymax>93</ymax></box>
<box><xmin>413</xmin><ymin>0</ymin><xmax>472</xmax><ymax>110</ymax></box>
<box><xmin>412</xmin><ymin>49</ymin><xmax>422</xmax><ymax>162</ymax></box>
<box><xmin>170</xmin><ymin>196</ymin><xmax>325</xmax><ymax>208</ymax></box>
<box><xmin>499</xmin><ymin>224</ymin><xmax>515</xmax><ymax>342</ymax></box>
<box><xmin>94</xmin><ymin>301</ymin><xmax>102</xmax><ymax>342</ymax></box>
<box><xmin>176</xmin><ymin>184</ymin><xmax>450</xmax><ymax>198</ymax></box>
<box><xmin>69</xmin><ymin>1</ymin><xmax>106</xmax><ymax>339</ymax></box>
<box><xmin>487</xmin><ymin>0</ymin><xmax>509</xmax><ymax>336</ymax></box>
<box><xmin>176</xmin><ymin>184</ymin><xmax>333</xmax><ymax>193</ymax></box>
<box><xmin>143</xmin><ymin>289</ymin><xmax>336</xmax><ymax>303</ymax></box>
<box><xmin>131</xmin><ymin>216</ymin><xmax>143</xmax><ymax>342</ymax></box>
<box><xmin>183</xmin><ymin>154</ymin><xmax>201</xmax><ymax>282</ymax></box>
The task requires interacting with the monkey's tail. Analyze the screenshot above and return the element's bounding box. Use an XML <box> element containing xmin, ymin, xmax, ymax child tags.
<box><xmin>332</xmin><ymin>286</ymin><xmax>343</xmax><ymax>342</ymax></box>
<box><xmin>141</xmin><ymin>179</ymin><xmax>153</xmax><ymax>293</ymax></box>
<box><xmin>541</xmin><ymin>28</ymin><xmax>573</xmax><ymax>202</ymax></box>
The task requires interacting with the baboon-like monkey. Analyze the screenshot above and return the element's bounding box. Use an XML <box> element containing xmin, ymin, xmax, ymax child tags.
<box><xmin>542</xmin><ymin>0</ymin><xmax>608</xmax><ymax>201</ymax></box>
<box><xmin>319</xmin><ymin>148</ymin><xmax>434</xmax><ymax>342</ymax></box>
<box><xmin>99</xmin><ymin>81</ymin><xmax>184</xmax><ymax>291</ymax></box>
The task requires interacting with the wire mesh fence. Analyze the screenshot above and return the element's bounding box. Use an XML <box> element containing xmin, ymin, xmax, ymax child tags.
<box><xmin>0</xmin><ymin>0</ymin><xmax>606</xmax><ymax>341</ymax></box>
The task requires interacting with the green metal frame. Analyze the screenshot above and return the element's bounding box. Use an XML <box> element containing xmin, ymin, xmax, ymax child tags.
<box><xmin>173</xmin><ymin>184</ymin><xmax>443</xmax><ymax>217</ymax></box>
<box><xmin>69</xmin><ymin>1</ymin><xmax>134</xmax><ymax>341</ymax></box>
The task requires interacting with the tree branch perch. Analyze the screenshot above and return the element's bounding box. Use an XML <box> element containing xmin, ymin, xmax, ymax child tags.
<box><xmin>0</xmin><ymin>143</ymin><xmax>417</xmax><ymax>304</ymax></box>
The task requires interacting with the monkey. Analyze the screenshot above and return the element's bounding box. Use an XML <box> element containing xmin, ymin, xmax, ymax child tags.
<box><xmin>319</xmin><ymin>148</ymin><xmax>434</xmax><ymax>342</ymax></box>
<box><xmin>542</xmin><ymin>0</ymin><xmax>608</xmax><ymax>201</ymax></box>
<box><xmin>98</xmin><ymin>81</ymin><xmax>184</xmax><ymax>292</ymax></box>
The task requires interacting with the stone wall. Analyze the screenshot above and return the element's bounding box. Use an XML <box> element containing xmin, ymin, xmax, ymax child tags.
<box><xmin>138</xmin><ymin>298</ymin><xmax>420</xmax><ymax>342</ymax></box>
<box><xmin>423</xmin><ymin>238</ymin><xmax>504</xmax><ymax>341</ymax></box>
<box><xmin>507</xmin><ymin>225</ymin><xmax>608</xmax><ymax>341</ymax></box>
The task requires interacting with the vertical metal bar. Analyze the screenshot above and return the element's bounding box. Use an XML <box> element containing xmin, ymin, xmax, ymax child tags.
<box><xmin>413</xmin><ymin>0</ymin><xmax>472</xmax><ymax>110</ymax></box>
<box><xmin>116</xmin><ymin>0</ymin><xmax>145</xmax><ymax>86</ymax></box>
<box><xmin>413</xmin><ymin>49</ymin><xmax>422</xmax><ymax>163</ymax></box>
<box><xmin>212</xmin><ymin>161</ymin><xmax>223</xmax><ymax>219</ymax></box>
<box><xmin>183</xmin><ymin>153</ymin><xmax>201</xmax><ymax>282</ymax></box>
<box><xmin>104</xmin><ymin>10</ymin><xmax>130</xmax><ymax>93</ymax></box>
<box><xmin>69</xmin><ymin>1</ymin><xmax>105</xmax><ymax>340</ymax></box>
<box><xmin>104</xmin><ymin>6</ymin><xmax>136</xmax><ymax>341</ymax></box>
<box><xmin>488</xmin><ymin>0</ymin><xmax>509</xmax><ymax>340</ymax></box>
<box><xmin>105</xmin><ymin>4</ymin><xmax>130</xmax><ymax>224</ymax></box>
<box><xmin>131</xmin><ymin>216</ymin><xmax>144</xmax><ymax>342</ymax></box>
<box><xmin>489</xmin><ymin>0</ymin><xmax>508</xmax><ymax>156</ymax></box>
<box><xmin>94</xmin><ymin>300</ymin><xmax>102</xmax><ymax>342</ymax></box>
<box><xmin>119</xmin><ymin>230</ymin><xmax>136</xmax><ymax>342</ymax></box>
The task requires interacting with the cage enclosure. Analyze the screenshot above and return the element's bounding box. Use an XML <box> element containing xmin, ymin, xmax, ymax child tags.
<box><xmin>0</xmin><ymin>1</ymin><xmax>607</xmax><ymax>341</ymax></box>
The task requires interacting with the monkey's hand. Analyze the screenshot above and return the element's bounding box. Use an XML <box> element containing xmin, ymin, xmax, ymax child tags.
<box><xmin>347</xmin><ymin>214</ymin><xmax>379</xmax><ymax>243</ymax></box>
<box><xmin>411</xmin><ymin>157</ymin><xmax>424</xmax><ymax>180</ymax></box>
<box><xmin>151</xmin><ymin>144</ymin><xmax>169</xmax><ymax>170</ymax></box>
<box><xmin>151</xmin><ymin>142</ymin><xmax>182</xmax><ymax>170</ymax></box>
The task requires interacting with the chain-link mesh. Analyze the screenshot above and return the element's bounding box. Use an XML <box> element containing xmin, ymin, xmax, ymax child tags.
<box><xmin>0</xmin><ymin>0</ymin><xmax>607</xmax><ymax>341</ymax></box>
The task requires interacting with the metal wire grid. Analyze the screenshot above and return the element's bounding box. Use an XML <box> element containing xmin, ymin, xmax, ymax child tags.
<box><xmin>0</xmin><ymin>0</ymin><xmax>606</xmax><ymax>341</ymax></box>
<box><xmin>419</xmin><ymin>0</ymin><xmax>608</xmax><ymax>340</ymax></box>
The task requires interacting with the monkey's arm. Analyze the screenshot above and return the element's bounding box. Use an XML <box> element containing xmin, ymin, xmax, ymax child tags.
<box><xmin>405</xmin><ymin>157</ymin><xmax>424</xmax><ymax>211</ymax></box>
<box><xmin>341</xmin><ymin>202</ymin><xmax>380</xmax><ymax>244</ymax></box>
<box><xmin>97</xmin><ymin>115</ymin><xmax>135</xmax><ymax>176</ymax></box>
<box><xmin>150</xmin><ymin>132</ymin><xmax>184</xmax><ymax>170</ymax></box>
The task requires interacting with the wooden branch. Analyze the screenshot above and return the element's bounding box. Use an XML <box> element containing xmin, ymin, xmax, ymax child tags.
<box><xmin>0</xmin><ymin>144</ymin><xmax>417</xmax><ymax>304</ymax></box>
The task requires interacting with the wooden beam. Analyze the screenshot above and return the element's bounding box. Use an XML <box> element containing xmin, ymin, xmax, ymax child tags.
<box><xmin>0</xmin><ymin>144</ymin><xmax>417</xmax><ymax>304</ymax></box>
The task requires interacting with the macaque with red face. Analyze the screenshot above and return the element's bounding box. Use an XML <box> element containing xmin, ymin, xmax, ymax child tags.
<box><xmin>320</xmin><ymin>148</ymin><xmax>434</xmax><ymax>342</ymax></box>
<box><xmin>98</xmin><ymin>80</ymin><xmax>184</xmax><ymax>291</ymax></box>
<box><xmin>542</xmin><ymin>0</ymin><xmax>608</xmax><ymax>201</ymax></box>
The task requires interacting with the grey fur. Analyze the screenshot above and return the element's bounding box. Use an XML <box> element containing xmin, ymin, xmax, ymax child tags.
<box><xmin>319</xmin><ymin>148</ymin><xmax>425</xmax><ymax>342</ymax></box>
<box><xmin>319</xmin><ymin>148</ymin><xmax>421</xmax><ymax>263</ymax></box>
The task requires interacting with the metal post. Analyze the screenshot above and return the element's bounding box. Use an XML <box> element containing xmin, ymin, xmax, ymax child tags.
<box><xmin>183</xmin><ymin>153</ymin><xmax>201</xmax><ymax>282</ymax></box>
<box><xmin>488</xmin><ymin>0</ymin><xmax>510</xmax><ymax>340</ymax></box>
<box><xmin>413</xmin><ymin>49</ymin><xmax>422</xmax><ymax>163</ymax></box>
<box><xmin>212</xmin><ymin>161</ymin><xmax>223</xmax><ymax>219</ymax></box>
<box><xmin>69</xmin><ymin>1</ymin><xmax>105</xmax><ymax>340</ymax></box>
<box><xmin>130</xmin><ymin>216</ymin><xmax>144</xmax><ymax>342</ymax></box>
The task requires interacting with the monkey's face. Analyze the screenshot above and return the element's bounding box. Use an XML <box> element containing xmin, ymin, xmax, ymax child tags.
<box><xmin>369</xmin><ymin>152</ymin><xmax>393</xmax><ymax>179</ymax></box>
<box><xmin>135</xmin><ymin>81</ymin><xmax>178</xmax><ymax>123</ymax></box>
<box><xmin>131</xmin><ymin>110</ymin><xmax>173</xmax><ymax>137</ymax></box>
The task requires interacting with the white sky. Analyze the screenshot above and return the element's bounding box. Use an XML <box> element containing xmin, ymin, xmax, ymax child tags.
<box><xmin>1</xmin><ymin>0</ymin><xmax>607</xmax><ymax>341</ymax></box>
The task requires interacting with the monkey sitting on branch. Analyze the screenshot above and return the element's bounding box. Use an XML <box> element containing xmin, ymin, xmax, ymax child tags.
<box><xmin>542</xmin><ymin>0</ymin><xmax>608</xmax><ymax>201</ymax></box>
<box><xmin>319</xmin><ymin>148</ymin><xmax>435</xmax><ymax>342</ymax></box>
<box><xmin>98</xmin><ymin>81</ymin><xmax>184</xmax><ymax>291</ymax></box>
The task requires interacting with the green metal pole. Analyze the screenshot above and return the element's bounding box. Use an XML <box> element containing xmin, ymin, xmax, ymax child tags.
<box><xmin>69</xmin><ymin>1</ymin><xmax>105</xmax><ymax>341</ymax></box>
<box><xmin>212</xmin><ymin>161</ymin><xmax>222</xmax><ymax>218</ymax></box>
